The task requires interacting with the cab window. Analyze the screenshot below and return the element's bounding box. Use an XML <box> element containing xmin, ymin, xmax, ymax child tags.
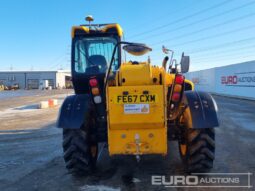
<box><xmin>74</xmin><ymin>37</ymin><xmax>119</xmax><ymax>74</ymax></box>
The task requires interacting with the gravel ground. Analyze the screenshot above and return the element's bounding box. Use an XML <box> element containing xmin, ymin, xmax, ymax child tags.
<box><xmin>0</xmin><ymin>90</ymin><xmax>254</xmax><ymax>191</ymax></box>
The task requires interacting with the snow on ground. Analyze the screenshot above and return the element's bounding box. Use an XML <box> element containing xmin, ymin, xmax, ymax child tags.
<box><xmin>79</xmin><ymin>185</ymin><xmax>121</xmax><ymax>191</ymax></box>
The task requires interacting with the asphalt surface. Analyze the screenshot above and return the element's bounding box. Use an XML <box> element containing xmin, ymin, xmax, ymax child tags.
<box><xmin>0</xmin><ymin>90</ymin><xmax>254</xmax><ymax>191</ymax></box>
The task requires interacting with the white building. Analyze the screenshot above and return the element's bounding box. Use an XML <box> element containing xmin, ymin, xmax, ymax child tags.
<box><xmin>0</xmin><ymin>70</ymin><xmax>71</xmax><ymax>89</ymax></box>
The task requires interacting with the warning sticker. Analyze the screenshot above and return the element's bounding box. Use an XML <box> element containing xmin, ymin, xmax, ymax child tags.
<box><xmin>124</xmin><ymin>104</ymin><xmax>150</xmax><ymax>114</ymax></box>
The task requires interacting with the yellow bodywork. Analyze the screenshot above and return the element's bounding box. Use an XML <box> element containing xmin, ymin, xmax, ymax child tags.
<box><xmin>107</xmin><ymin>84</ymin><xmax>167</xmax><ymax>155</ymax></box>
<box><xmin>70</xmin><ymin>21</ymin><xmax>195</xmax><ymax>157</ymax></box>
<box><xmin>108</xmin><ymin>85</ymin><xmax>165</xmax><ymax>130</ymax></box>
<box><xmin>71</xmin><ymin>24</ymin><xmax>123</xmax><ymax>38</ymax></box>
<box><xmin>106</xmin><ymin>62</ymin><xmax>193</xmax><ymax>156</ymax></box>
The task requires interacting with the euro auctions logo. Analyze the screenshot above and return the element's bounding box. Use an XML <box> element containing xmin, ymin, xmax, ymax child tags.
<box><xmin>151</xmin><ymin>173</ymin><xmax>253</xmax><ymax>188</ymax></box>
<box><xmin>221</xmin><ymin>72</ymin><xmax>255</xmax><ymax>87</ymax></box>
<box><xmin>221</xmin><ymin>75</ymin><xmax>238</xmax><ymax>84</ymax></box>
<box><xmin>152</xmin><ymin>175</ymin><xmax>198</xmax><ymax>186</ymax></box>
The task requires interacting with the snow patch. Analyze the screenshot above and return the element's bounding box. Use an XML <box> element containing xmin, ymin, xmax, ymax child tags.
<box><xmin>0</xmin><ymin>104</ymin><xmax>39</xmax><ymax>115</ymax></box>
<box><xmin>132</xmin><ymin>177</ymin><xmax>141</xmax><ymax>183</ymax></box>
<box><xmin>79</xmin><ymin>185</ymin><xmax>120</xmax><ymax>191</ymax></box>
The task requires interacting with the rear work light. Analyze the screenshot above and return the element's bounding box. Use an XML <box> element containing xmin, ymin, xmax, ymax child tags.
<box><xmin>89</xmin><ymin>78</ymin><xmax>98</xmax><ymax>87</ymax></box>
<box><xmin>175</xmin><ymin>75</ymin><xmax>184</xmax><ymax>84</ymax></box>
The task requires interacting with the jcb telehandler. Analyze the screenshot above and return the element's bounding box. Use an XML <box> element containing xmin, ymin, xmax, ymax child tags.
<box><xmin>57</xmin><ymin>16</ymin><xmax>219</xmax><ymax>175</ymax></box>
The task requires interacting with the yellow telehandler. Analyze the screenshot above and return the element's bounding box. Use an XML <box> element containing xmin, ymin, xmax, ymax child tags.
<box><xmin>57</xmin><ymin>16</ymin><xmax>218</xmax><ymax>175</ymax></box>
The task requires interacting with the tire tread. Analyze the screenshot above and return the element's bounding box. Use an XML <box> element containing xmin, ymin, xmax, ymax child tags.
<box><xmin>62</xmin><ymin>129</ymin><xmax>94</xmax><ymax>175</ymax></box>
<box><xmin>180</xmin><ymin>128</ymin><xmax>215</xmax><ymax>173</ymax></box>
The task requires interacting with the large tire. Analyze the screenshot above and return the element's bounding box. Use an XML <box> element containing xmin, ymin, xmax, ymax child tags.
<box><xmin>63</xmin><ymin>129</ymin><xmax>97</xmax><ymax>176</ymax></box>
<box><xmin>179</xmin><ymin>128</ymin><xmax>215</xmax><ymax>173</ymax></box>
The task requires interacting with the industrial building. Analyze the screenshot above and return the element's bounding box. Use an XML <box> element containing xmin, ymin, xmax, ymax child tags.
<box><xmin>0</xmin><ymin>70</ymin><xmax>72</xmax><ymax>89</ymax></box>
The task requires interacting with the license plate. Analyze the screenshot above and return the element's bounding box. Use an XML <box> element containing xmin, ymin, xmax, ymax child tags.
<box><xmin>114</xmin><ymin>94</ymin><xmax>158</xmax><ymax>104</ymax></box>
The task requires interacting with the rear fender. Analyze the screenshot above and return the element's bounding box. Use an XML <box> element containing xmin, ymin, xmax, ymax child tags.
<box><xmin>57</xmin><ymin>94</ymin><xmax>91</xmax><ymax>129</ymax></box>
<box><xmin>182</xmin><ymin>91</ymin><xmax>219</xmax><ymax>129</ymax></box>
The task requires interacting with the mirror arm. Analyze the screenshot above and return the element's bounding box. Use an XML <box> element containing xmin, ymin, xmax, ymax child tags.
<box><xmin>104</xmin><ymin>41</ymin><xmax>136</xmax><ymax>93</ymax></box>
<box><xmin>104</xmin><ymin>42</ymin><xmax>119</xmax><ymax>93</ymax></box>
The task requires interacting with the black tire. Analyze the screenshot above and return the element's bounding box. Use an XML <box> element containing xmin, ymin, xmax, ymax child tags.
<box><xmin>179</xmin><ymin>128</ymin><xmax>215</xmax><ymax>173</ymax></box>
<box><xmin>63</xmin><ymin>129</ymin><xmax>98</xmax><ymax>176</ymax></box>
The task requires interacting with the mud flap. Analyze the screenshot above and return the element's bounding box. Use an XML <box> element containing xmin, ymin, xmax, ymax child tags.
<box><xmin>57</xmin><ymin>94</ymin><xmax>91</xmax><ymax>129</ymax></box>
<box><xmin>182</xmin><ymin>91</ymin><xmax>219</xmax><ymax>129</ymax></box>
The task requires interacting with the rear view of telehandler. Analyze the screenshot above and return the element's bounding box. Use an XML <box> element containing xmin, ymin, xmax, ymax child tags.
<box><xmin>57</xmin><ymin>16</ymin><xmax>219</xmax><ymax>175</ymax></box>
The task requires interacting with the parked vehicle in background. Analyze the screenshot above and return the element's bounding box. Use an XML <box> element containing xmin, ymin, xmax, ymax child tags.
<box><xmin>39</xmin><ymin>80</ymin><xmax>50</xmax><ymax>90</ymax></box>
<box><xmin>3</xmin><ymin>83</ymin><xmax>19</xmax><ymax>90</ymax></box>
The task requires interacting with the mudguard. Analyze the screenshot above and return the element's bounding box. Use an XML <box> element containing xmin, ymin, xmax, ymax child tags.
<box><xmin>57</xmin><ymin>94</ymin><xmax>91</xmax><ymax>129</ymax></box>
<box><xmin>182</xmin><ymin>91</ymin><xmax>219</xmax><ymax>129</ymax></box>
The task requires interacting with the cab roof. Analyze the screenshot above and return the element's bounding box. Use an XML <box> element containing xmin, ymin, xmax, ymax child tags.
<box><xmin>71</xmin><ymin>23</ymin><xmax>123</xmax><ymax>38</ymax></box>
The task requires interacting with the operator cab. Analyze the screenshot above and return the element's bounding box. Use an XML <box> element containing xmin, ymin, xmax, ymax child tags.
<box><xmin>71</xmin><ymin>18</ymin><xmax>122</xmax><ymax>94</ymax></box>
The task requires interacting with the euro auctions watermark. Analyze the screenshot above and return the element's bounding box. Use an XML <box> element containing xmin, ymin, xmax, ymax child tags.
<box><xmin>151</xmin><ymin>173</ymin><xmax>253</xmax><ymax>188</ymax></box>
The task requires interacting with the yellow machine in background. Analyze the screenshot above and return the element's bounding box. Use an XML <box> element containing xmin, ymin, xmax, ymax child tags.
<box><xmin>0</xmin><ymin>84</ymin><xmax>4</xmax><ymax>91</ymax></box>
<box><xmin>58</xmin><ymin>16</ymin><xmax>218</xmax><ymax>175</ymax></box>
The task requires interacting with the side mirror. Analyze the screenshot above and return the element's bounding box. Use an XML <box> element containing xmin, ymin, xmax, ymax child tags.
<box><xmin>180</xmin><ymin>52</ymin><xmax>190</xmax><ymax>73</ymax></box>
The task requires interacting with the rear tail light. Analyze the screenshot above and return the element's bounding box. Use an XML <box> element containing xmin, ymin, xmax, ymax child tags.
<box><xmin>89</xmin><ymin>78</ymin><xmax>98</xmax><ymax>87</ymax></box>
<box><xmin>174</xmin><ymin>84</ymin><xmax>182</xmax><ymax>92</ymax></box>
<box><xmin>91</xmin><ymin>87</ymin><xmax>100</xmax><ymax>95</ymax></box>
<box><xmin>175</xmin><ymin>75</ymin><xmax>184</xmax><ymax>84</ymax></box>
<box><xmin>170</xmin><ymin>75</ymin><xmax>184</xmax><ymax>113</ymax></box>
<box><xmin>172</xmin><ymin>92</ymin><xmax>180</xmax><ymax>102</ymax></box>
